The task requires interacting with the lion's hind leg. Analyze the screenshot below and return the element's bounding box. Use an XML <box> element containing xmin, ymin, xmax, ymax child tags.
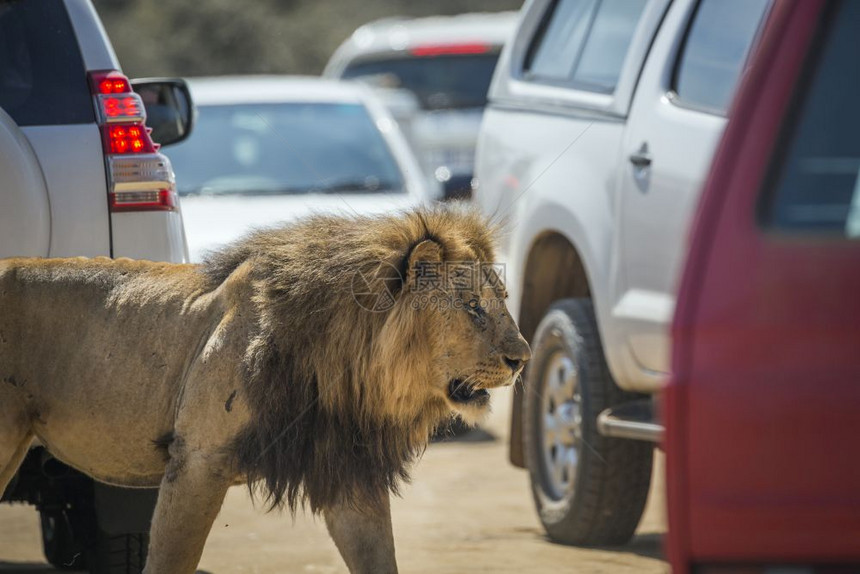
<box><xmin>0</xmin><ymin>434</ymin><xmax>33</xmax><ymax>497</ymax></box>
<box><xmin>143</xmin><ymin>436</ymin><xmax>232</xmax><ymax>574</ymax></box>
<box><xmin>0</xmin><ymin>390</ymin><xmax>33</xmax><ymax>496</ymax></box>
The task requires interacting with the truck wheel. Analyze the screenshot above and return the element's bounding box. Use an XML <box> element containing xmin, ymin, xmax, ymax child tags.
<box><xmin>523</xmin><ymin>299</ymin><xmax>653</xmax><ymax>546</ymax></box>
<box><xmin>40</xmin><ymin>511</ymin><xmax>88</xmax><ymax>571</ymax></box>
<box><xmin>89</xmin><ymin>530</ymin><xmax>149</xmax><ymax>574</ymax></box>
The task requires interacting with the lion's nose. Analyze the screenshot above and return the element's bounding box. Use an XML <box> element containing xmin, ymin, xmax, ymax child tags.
<box><xmin>503</xmin><ymin>356</ymin><xmax>524</xmax><ymax>374</ymax></box>
<box><xmin>503</xmin><ymin>336</ymin><xmax>531</xmax><ymax>374</ymax></box>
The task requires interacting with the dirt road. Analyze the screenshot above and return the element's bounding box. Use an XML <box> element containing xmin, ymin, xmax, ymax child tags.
<box><xmin>0</xmin><ymin>388</ymin><xmax>667</xmax><ymax>573</ymax></box>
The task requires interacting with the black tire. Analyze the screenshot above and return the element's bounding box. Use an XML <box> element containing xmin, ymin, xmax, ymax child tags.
<box><xmin>523</xmin><ymin>299</ymin><xmax>653</xmax><ymax>546</ymax></box>
<box><xmin>40</xmin><ymin>511</ymin><xmax>88</xmax><ymax>571</ymax></box>
<box><xmin>89</xmin><ymin>530</ymin><xmax>149</xmax><ymax>574</ymax></box>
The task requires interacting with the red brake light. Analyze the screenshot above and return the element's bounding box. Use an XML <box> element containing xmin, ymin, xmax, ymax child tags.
<box><xmin>96</xmin><ymin>94</ymin><xmax>145</xmax><ymax>124</ymax></box>
<box><xmin>410</xmin><ymin>43</ymin><xmax>490</xmax><ymax>57</ymax></box>
<box><xmin>107</xmin><ymin>125</ymin><xmax>154</xmax><ymax>155</ymax></box>
<box><xmin>99</xmin><ymin>77</ymin><xmax>131</xmax><ymax>94</ymax></box>
<box><xmin>90</xmin><ymin>71</ymin><xmax>131</xmax><ymax>95</ymax></box>
<box><xmin>103</xmin><ymin>98</ymin><xmax>120</xmax><ymax>117</ymax></box>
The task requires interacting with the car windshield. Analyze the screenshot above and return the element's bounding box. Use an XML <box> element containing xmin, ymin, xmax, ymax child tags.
<box><xmin>342</xmin><ymin>53</ymin><xmax>499</xmax><ymax>110</ymax></box>
<box><xmin>166</xmin><ymin>102</ymin><xmax>405</xmax><ymax>196</ymax></box>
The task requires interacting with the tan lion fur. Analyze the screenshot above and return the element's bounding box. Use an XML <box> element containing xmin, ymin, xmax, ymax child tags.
<box><xmin>0</xmin><ymin>206</ymin><xmax>530</xmax><ymax>574</ymax></box>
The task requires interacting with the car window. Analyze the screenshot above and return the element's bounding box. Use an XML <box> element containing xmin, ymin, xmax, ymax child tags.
<box><xmin>524</xmin><ymin>0</ymin><xmax>647</xmax><ymax>93</ymax></box>
<box><xmin>526</xmin><ymin>0</ymin><xmax>597</xmax><ymax>82</ymax></box>
<box><xmin>166</xmin><ymin>102</ymin><xmax>405</xmax><ymax>196</ymax></box>
<box><xmin>672</xmin><ymin>0</ymin><xmax>770</xmax><ymax>115</ymax></box>
<box><xmin>572</xmin><ymin>0</ymin><xmax>648</xmax><ymax>91</ymax></box>
<box><xmin>0</xmin><ymin>0</ymin><xmax>93</xmax><ymax>126</ymax></box>
<box><xmin>762</xmin><ymin>0</ymin><xmax>860</xmax><ymax>237</ymax></box>
<box><xmin>342</xmin><ymin>53</ymin><xmax>499</xmax><ymax>110</ymax></box>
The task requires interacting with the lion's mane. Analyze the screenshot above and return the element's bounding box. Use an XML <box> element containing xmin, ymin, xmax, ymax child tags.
<box><xmin>202</xmin><ymin>206</ymin><xmax>497</xmax><ymax>513</ymax></box>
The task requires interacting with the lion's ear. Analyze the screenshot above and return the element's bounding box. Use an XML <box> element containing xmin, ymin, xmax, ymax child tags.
<box><xmin>408</xmin><ymin>239</ymin><xmax>443</xmax><ymax>265</ymax></box>
<box><xmin>405</xmin><ymin>239</ymin><xmax>443</xmax><ymax>290</ymax></box>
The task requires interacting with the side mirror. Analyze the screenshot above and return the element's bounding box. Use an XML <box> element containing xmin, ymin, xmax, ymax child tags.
<box><xmin>131</xmin><ymin>78</ymin><xmax>194</xmax><ymax>147</ymax></box>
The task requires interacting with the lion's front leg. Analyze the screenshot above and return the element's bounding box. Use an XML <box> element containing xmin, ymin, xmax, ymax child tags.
<box><xmin>144</xmin><ymin>444</ymin><xmax>232</xmax><ymax>574</ymax></box>
<box><xmin>324</xmin><ymin>495</ymin><xmax>398</xmax><ymax>574</ymax></box>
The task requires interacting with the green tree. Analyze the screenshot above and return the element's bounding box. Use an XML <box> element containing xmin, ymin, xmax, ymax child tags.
<box><xmin>93</xmin><ymin>0</ymin><xmax>523</xmax><ymax>78</ymax></box>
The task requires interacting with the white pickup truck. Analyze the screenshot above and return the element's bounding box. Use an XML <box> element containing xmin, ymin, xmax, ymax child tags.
<box><xmin>475</xmin><ymin>0</ymin><xmax>771</xmax><ymax>546</ymax></box>
<box><xmin>1</xmin><ymin>1</ymin><xmax>192</xmax><ymax>571</ymax></box>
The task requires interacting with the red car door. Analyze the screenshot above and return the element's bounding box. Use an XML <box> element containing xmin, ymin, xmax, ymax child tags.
<box><xmin>664</xmin><ymin>0</ymin><xmax>860</xmax><ymax>571</ymax></box>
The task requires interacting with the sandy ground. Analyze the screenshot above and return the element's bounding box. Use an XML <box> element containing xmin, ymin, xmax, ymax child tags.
<box><xmin>0</xmin><ymin>387</ymin><xmax>667</xmax><ymax>573</ymax></box>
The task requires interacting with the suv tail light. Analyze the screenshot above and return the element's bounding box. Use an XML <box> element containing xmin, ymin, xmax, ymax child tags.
<box><xmin>88</xmin><ymin>70</ymin><xmax>177</xmax><ymax>212</ymax></box>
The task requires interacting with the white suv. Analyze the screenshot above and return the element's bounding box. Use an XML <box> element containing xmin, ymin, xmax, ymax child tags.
<box><xmin>1</xmin><ymin>1</ymin><xmax>192</xmax><ymax>571</ymax></box>
<box><xmin>475</xmin><ymin>0</ymin><xmax>771</xmax><ymax>546</ymax></box>
<box><xmin>0</xmin><ymin>0</ymin><xmax>190</xmax><ymax>263</ymax></box>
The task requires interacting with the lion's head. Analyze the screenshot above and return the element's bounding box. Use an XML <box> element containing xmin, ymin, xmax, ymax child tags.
<box><xmin>343</xmin><ymin>207</ymin><xmax>530</xmax><ymax>433</ymax></box>
<box><xmin>380</xmin><ymin>238</ymin><xmax>531</xmax><ymax>426</ymax></box>
<box><xmin>204</xmin><ymin>205</ymin><xmax>529</xmax><ymax>511</ymax></box>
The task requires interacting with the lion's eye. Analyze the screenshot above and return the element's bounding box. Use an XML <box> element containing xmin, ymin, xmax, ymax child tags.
<box><xmin>466</xmin><ymin>298</ymin><xmax>483</xmax><ymax>315</ymax></box>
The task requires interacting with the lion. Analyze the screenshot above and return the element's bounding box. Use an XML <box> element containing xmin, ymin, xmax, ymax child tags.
<box><xmin>0</xmin><ymin>206</ymin><xmax>530</xmax><ymax>574</ymax></box>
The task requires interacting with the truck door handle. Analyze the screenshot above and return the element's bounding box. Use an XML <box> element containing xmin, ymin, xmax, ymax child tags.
<box><xmin>629</xmin><ymin>142</ymin><xmax>652</xmax><ymax>168</ymax></box>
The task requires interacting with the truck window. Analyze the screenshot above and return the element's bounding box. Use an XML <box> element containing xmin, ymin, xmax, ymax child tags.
<box><xmin>524</xmin><ymin>0</ymin><xmax>647</xmax><ymax>94</ymax></box>
<box><xmin>0</xmin><ymin>0</ymin><xmax>93</xmax><ymax>126</ymax></box>
<box><xmin>672</xmin><ymin>0</ymin><xmax>770</xmax><ymax>115</ymax></box>
<box><xmin>342</xmin><ymin>53</ymin><xmax>499</xmax><ymax>111</ymax></box>
<box><xmin>761</xmin><ymin>0</ymin><xmax>860</xmax><ymax>237</ymax></box>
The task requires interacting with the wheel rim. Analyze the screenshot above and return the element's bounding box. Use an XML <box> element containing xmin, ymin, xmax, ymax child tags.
<box><xmin>539</xmin><ymin>349</ymin><xmax>581</xmax><ymax>500</ymax></box>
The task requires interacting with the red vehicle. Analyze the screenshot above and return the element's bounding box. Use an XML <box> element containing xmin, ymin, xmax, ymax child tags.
<box><xmin>664</xmin><ymin>0</ymin><xmax>860</xmax><ymax>571</ymax></box>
